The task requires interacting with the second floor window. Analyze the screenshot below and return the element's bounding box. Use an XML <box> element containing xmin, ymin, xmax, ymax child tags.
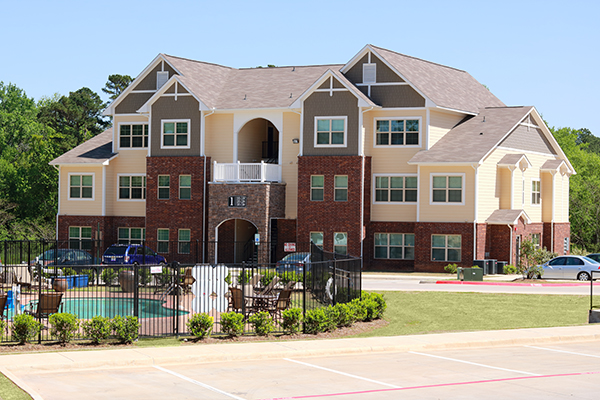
<box><xmin>375</xmin><ymin>119</ymin><xmax>419</xmax><ymax>146</ymax></box>
<box><xmin>158</xmin><ymin>175</ymin><xmax>170</xmax><ymax>199</ymax></box>
<box><xmin>70</xmin><ymin>174</ymin><xmax>93</xmax><ymax>199</ymax></box>
<box><xmin>157</xmin><ymin>229</ymin><xmax>169</xmax><ymax>253</ymax></box>
<box><xmin>178</xmin><ymin>229</ymin><xmax>191</xmax><ymax>254</ymax></box>
<box><xmin>311</xmin><ymin>175</ymin><xmax>324</xmax><ymax>201</ymax></box>
<box><xmin>119</xmin><ymin>124</ymin><xmax>148</xmax><ymax>148</ymax></box>
<box><xmin>162</xmin><ymin>120</ymin><xmax>190</xmax><ymax>148</ymax></box>
<box><xmin>179</xmin><ymin>175</ymin><xmax>191</xmax><ymax>200</ymax></box>
<box><xmin>119</xmin><ymin>176</ymin><xmax>146</xmax><ymax>200</ymax></box>
<box><xmin>432</xmin><ymin>175</ymin><xmax>463</xmax><ymax>203</ymax></box>
<box><xmin>334</xmin><ymin>175</ymin><xmax>348</xmax><ymax>201</ymax></box>
<box><xmin>375</xmin><ymin>176</ymin><xmax>417</xmax><ymax>203</ymax></box>
<box><xmin>315</xmin><ymin>117</ymin><xmax>346</xmax><ymax>147</ymax></box>
<box><xmin>531</xmin><ymin>180</ymin><xmax>541</xmax><ymax>205</ymax></box>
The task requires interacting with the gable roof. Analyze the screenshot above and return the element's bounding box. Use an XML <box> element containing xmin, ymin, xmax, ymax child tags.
<box><xmin>486</xmin><ymin>209</ymin><xmax>531</xmax><ymax>225</ymax></box>
<box><xmin>497</xmin><ymin>154</ymin><xmax>532</xmax><ymax>168</ymax></box>
<box><xmin>409</xmin><ymin>106</ymin><xmax>534</xmax><ymax>164</ymax></box>
<box><xmin>342</xmin><ymin>45</ymin><xmax>505</xmax><ymax>114</ymax></box>
<box><xmin>50</xmin><ymin>129</ymin><xmax>116</xmax><ymax>165</ymax></box>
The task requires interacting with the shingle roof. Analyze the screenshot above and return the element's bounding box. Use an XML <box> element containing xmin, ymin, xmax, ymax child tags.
<box><xmin>50</xmin><ymin>129</ymin><xmax>116</xmax><ymax>165</ymax></box>
<box><xmin>486</xmin><ymin>209</ymin><xmax>531</xmax><ymax>225</ymax></box>
<box><xmin>541</xmin><ymin>159</ymin><xmax>567</xmax><ymax>170</ymax></box>
<box><xmin>497</xmin><ymin>154</ymin><xmax>528</xmax><ymax>166</ymax></box>
<box><xmin>371</xmin><ymin>46</ymin><xmax>505</xmax><ymax>114</ymax></box>
<box><xmin>409</xmin><ymin>107</ymin><xmax>533</xmax><ymax>164</ymax></box>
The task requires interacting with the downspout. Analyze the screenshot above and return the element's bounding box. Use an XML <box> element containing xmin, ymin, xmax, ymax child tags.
<box><xmin>508</xmin><ymin>224</ymin><xmax>513</xmax><ymax>265</ymax></box>
<box><xmin>472</xmin><ymin>163</ymin><xmax>479</xmax><ymax>261</ymax></box>
<box><xmin>202</xmin><ymin>109</ymin><xmax>215</xmax><ymax>262</ymax></box>
<box><xmin>359</xmin><ymin>107</ymin><xmax>375</xmax><ymax>264</ymax></box>
<box><xmin>54</xmin><ymin>165</ymin><xmax>60</xmax><ymax>240</ymax></box>
<box><xmin>551</xmin><ymin>170</ymin><xmax>556</xmax><ymax>254</ymax></box>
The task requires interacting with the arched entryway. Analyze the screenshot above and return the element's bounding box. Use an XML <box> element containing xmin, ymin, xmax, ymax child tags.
<box><xmin>215</xmin><ymin>219</ymin><xmax>258</xmax><ymax>264</ymax></box>
<box><xmin>237</xmin><ymin>118</ymin><xmax>279</xmax><ymax>164</ymax></box>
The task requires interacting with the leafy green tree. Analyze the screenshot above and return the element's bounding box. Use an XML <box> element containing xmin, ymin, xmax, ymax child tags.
<box><xmin>575</xmin><ymin>128</ymin><xmax>600</xmax><ymax>155</ymax></box>
<box><xmin>102</xmin><ymin>74</ymin><xmax>133</xmax><ymax>101</ymax></box>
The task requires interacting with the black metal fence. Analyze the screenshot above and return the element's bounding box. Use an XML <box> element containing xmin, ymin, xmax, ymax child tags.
<box><xmin>0</xmin><ymin>240</ymin><xmax>361</xmax><ymax>342</ymax></box>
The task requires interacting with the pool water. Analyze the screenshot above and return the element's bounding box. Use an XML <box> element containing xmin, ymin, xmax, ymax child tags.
<box><xmin>8</xmin><ymin>298</ymin><xmax>188</xmax><ymax>320</ymax></box>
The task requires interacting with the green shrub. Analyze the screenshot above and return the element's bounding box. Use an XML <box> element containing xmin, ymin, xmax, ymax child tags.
<box><xmin>238</xmin><ymin>270</ymin><xmax>252</xmax><ymax>285</ymax></box>
<box><xmin>101</xmin><ymin>268</ymin><xmax>118</xmax><ymax>285</ymax></box>
<box><xmin>0</xmin><ymin>319</ymin><xmax>5</xmax><ymax>340</ymax></box>
<box><xmin>49</xmin><ymin>313</ymin><xmax>79</xmax><ymax>344</ymax></box>
<box><xmin>12</xmin><ymin>314</ymin><xmax>42</xmax><ymax>344</ymax></box>
<box><xmin>62</xmin><ymin>267</ymin><xmax>76</xmax><ymax>276</ymax></box>
<box><xmin>362</xmin><ymin>292</ymin><xmax>387</xmax><ymax>319</ymax></box>
<box><xmin>304</xmin><ymin>308</ymin><xmax>328</xmax><ymax>334</ymax></box>
<box><xmin>220</xmin><ymin>312</ymin><xmax>244</xmax><ymax>337</ymax></box>
<box><xmin>82</xmin><ymin>316</ymin><xmax>112</xmax><ymax>344</ymax></box>
<box><xmin>224</xmin><ymin>272</ymin><xmax>232</xmax><ymax>285</ymax></box>
<box><xmin>187</xmin><ymin>313</ymin><xmax>214</xmax><ymax>339</ymax></box>
<box><xmin>138</xmin><ymin>268</ymin><xmax>152</xmax><ymax>286</ymax></box>
<box><xmin>111</xmin><ymin>315</ymin><xmax>140</xmax><ymax>344</ymax></box>
<box><xmin>248</xmin><ymin>311</ymin><xmax>274</xmax><ymax>336</ymax></box>
<box><xmin>362</xmin><ymin>298</ymin><xmax>379</xmax><ymax>322</ymax></box>
<box><xmin>471</xmin><ymin>265</ymin><xmax>480</xmax><ymax>269</ymax></box>
<box><xmin>81</xmin><ymin>268</ymin><xmax>96</xmax><ymax>283</ymax></box>
<box><xmin>156</xmin><ymin>268</ymin><xmax>172</xmax><ymax>286</ymax></box>
<box><xmin>444</xmin><ymin>263</ymin><xmax>458</xmax><ymax>274</ymax></box>
<box><xmin>323</xmin><ymin>306</ymin><xmax>339</xmax><ymax>332</ymax></box>
<box><xmin>261</xmin><ymin>271</ymin><xmax>277</xmax><ymax>287</ymax></box>
<box><xmin>333</xmin><ymin>303</ymin><xmax>356</xmax><ymax>327</ymax></box>
<box><xmin>349</xmin><ymin>298</ymin><xmax>367</xmax><ymax>322</ymax></box>
<box><xmin>281</xmin><ymin>308</ymin><xmax>303</xmax><ymax>334</ymax></box>
<box><xmin>504</xmin><ymin>264</ymin><xmax>517</xmax><ymax>274</ymax></box>
<box><xmin>278</xmin><ymin>271</ymin><xmax>302</xmax><ymax>285</ymax></box>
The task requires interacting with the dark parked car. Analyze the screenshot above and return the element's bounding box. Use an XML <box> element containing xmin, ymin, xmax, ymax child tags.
<box><xmin>276</xmin><ymin>252</ymin><xmax>311</xmax><ymax>274</ymax></box>
<box><xmin>102</xmin><ymin>244</ymin><xmax>166</xmax><ymax>265</ymax></box>
<box><xmin>34</xmin><ymin>249</ymin><xmax>99</xmax><ymax>267</ymax></box>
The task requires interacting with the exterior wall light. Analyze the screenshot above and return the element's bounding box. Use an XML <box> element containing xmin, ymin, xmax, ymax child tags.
<box><xmin>292</xmin><ymin>138</ymin><xmax>299</xmax><ymax>144</ymax></box>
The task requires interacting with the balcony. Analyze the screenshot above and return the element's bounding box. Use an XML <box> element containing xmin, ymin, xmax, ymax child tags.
<box><xmin>213</xmin><ymin>161</ymin><xmax>282</xmax><ymax>183</ymax></box>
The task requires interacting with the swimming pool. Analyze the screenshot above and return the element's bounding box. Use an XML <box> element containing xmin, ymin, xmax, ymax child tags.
<box><xmin>10</xmin><ymin>298</ymin><xmax>188</xmax><ymax>320</ymax></box>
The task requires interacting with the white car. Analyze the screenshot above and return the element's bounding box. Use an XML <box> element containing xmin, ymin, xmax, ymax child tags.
<box><xmin>540</xmin><ymin>255</ymin><xmax>600</xmax><ymax>281</ymax></box>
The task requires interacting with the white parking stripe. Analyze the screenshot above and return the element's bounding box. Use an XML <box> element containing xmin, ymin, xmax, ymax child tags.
<box><xmin>153</xmin><ymin>366</ymin><xmax>246</xmax><ymax>400</ymax></box>
<box><xmin>525</xmin><ymin>345</ymin><xmax>600</xmax><ymax>358</ymax></box>
<box><xmin>408</xmin><ymin>352</ymin><xmax>540</xmax><ymax>376</ymax></box>
<box><xmin>284</xmin><ymin>358</ymin><xmax>402</xmax><ymax>388</ymax></box>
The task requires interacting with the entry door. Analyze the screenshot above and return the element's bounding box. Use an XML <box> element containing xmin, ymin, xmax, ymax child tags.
<box><xmin>515</xmin><ymin>235</ymin><xmax>521</xmax><ymax>267</ymax></box>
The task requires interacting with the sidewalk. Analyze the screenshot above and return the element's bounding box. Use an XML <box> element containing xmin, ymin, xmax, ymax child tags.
<box><xmin>362</xmin><ymin>272</ymin><xmax>522</xmax><ymax>282</ymax></box>
<box><xmin>2</xmin><ymin>325</ymin><xmax>599</xmax><ymax>374</ymax></box>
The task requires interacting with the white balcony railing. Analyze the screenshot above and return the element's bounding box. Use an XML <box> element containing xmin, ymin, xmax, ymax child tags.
<box><xmin>213</xmin><ymin>161</ymin><xmax>282</xmax><ymax>183</ymax></box>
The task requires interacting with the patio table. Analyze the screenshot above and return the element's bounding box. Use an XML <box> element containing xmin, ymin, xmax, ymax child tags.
<box><xmin>245</xmin><ymin>293</ymin><xmax>277</xmax><ymax>312</ymax></box>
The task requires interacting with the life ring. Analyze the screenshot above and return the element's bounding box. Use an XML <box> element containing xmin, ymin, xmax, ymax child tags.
<box><xmin>325</xmin><ymin>277</ymin><xmax>336</xmax><ymax>301</ymax></box>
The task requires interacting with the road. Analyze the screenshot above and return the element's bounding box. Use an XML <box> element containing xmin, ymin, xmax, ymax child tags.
<box><xmin>362</xmin><ymin>274</ymin><xmax>598</xmax><ymax>295</ymax></box>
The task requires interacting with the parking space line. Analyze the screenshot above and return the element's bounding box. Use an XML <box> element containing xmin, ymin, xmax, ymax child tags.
<box><xmin>153</xmin><ymin>366</ymin><xmax>246</xmax><ymax>400</ymax></box>
<box><xmin>525</xmin><ymin>345</ymin><xmax>600</xmax><ymax>358</ymax></box>
<box><xmin>283</xmin><ymin>358</ymin><xmax>401</xmax><ymax>388</ymax></box>
<box><xmin>257</xmin><ymin>371</ymin><xmax>600</xmax><ymax>400</ymax></box>
<box><xmin>408</xmin><ymin>351</ymin><xmax>540</xmax><ymax>376</ymax></box>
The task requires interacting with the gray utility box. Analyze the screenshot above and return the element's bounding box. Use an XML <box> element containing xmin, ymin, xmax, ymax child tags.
<box><xmin>473</xmin><ymin>259</ymin><xmax>498</xmax><ymax>275</ymax></box>
<box><xmin>497</xmin><ymin>261</ymin><xmax>508</xmax><ymax>274</ymax></box>
<box><xmin>458</xmin><ymin>267</ymin><xmax>483</xmax><ymax>281</ymax></box>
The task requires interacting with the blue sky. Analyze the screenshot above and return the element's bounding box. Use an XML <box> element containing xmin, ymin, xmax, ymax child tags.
<box><xmin>2</xmin><ymin>0</ymin><xmax>598</xmax><ymax>135</ymax></box>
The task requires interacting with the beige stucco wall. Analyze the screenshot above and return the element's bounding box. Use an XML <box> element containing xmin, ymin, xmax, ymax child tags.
<box><xmin>418</xmin><ymin>165</ymin><xmax>475</xmax><ymax>222</ymax></box>
<box><xmin>427</xmin><ymin>109</ymin><xmax>465</xmax><ymax>149</ymax></box>
<box><xmin>282</xmin><ymin>112</ymin><xmax>300</xmax><ymax>219</ymax></box>
<box><xmin>105</xmin><ymin>150</ymin><xmax>147</xmax><ymax>217</ymax></box>
<box><xmin>59</xmin><ymin>165</ymin><xmax>103</xmax><ymax>216</ymax></box>
<box><xmin>237</xmin><ymin>119</ymin><xmax>267</xmax><ymax>163</ymax></box>
<box><xmin>205</xmin><ymin>113</ymin><xmax>234</xmax><ymax>164</ymax></box>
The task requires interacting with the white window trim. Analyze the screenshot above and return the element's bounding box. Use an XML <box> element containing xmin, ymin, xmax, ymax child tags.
<box><xmin>116</xmin><ymin>173</ymin><xmax>146</xmax><ymax>202</ymax></box>
<box><xmin>157</xmin><ymin>71</ymin><xmax>169</xmax><ymax>89</ymax></box>
<box><xmin>310</xmin><ymin>231</ymin><xmax>324</xmax><ymax>248</ymax></box>
<box><xmin>373</xmin><ymin>117</ymin><xmax>422</xmax><ymax>148</ymax></box>
<box><xmin>374</xmin><ymin>233</ymin><xmax>415</xmax><ymax>260</ymax></box>
<box><xmin>373</xmin><ymin>174</ymin><xmax>418</xmax><ymax>204</ymax></box>
<box><xmin>158</xmin><ymin>175</ymin><xmax>170</xmax><ymax>200</ymax></box>
<box><xmin>118</xmin><ymin>227</ymin><xmax>146</xmax><ymax>244</ymax></box>
<box><xmin>157</xmin><ymin>228</ymin><xmax>169</xmax><ymax>253</ymax></box>
<box><xmin>363</xmin><ymin>63</ymin><xmax>377</xmax><ymax>84</ymax></box>
<box><xmin>531</xmin><ymin>178</ymin><xmax>541</xmax><ymax>207</ymax></box>
<box><xmin>179</xmin><ymin>174</ymin><xmax>192</xmax><ymax>200</ymax></box>
<box><xmin>117</xmin><ymin>122</ymin><xmax>149</xmax><ymax>150</ymax></box>
<box><xmin>68</xmin><ymin>172</ymin><xmax>95</xmax><ymax>201</ymax></box>
<box><xmin>334</xmin><ymin>175</ymin><xmax>348</xmax><ymax>202</ymax></box>
<box><xmin>431</xmin><ymin>234</ymin><xmax>462</xmax><ymax>262</ymax></box>
<box><xmin>429</xmin><ymin>173</ymin><xmax>465</xmax><ymax>206</ymax></box>
<box><xmin>310</xmin><ymin>175</ymin><xmax>324</xmax><ymax>201</ymax></box>
<box><xmin>334</xmin><ymin>232</ymin><xmax>348</xmax><ymax>254</ymax></box>
<box><xmin>161</xmin><ymin>119</ymin><xmax>191</xmax><ymax>149</ymax></box>
<box><xmin>314</xmin><ymin>116</ymin><xmax>348</xmax><ymax>148</ymax></box>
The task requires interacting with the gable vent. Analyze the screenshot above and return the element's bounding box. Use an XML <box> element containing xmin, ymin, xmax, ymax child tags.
<box><xmin>157</xmin><ymin>71</ymin><xmax>169</xmax><ymax>89</ymax></box>
<box><xmin>363</xmin><ymin>63</ymin><xmax>376</xmax><ymax>84</ymax></box>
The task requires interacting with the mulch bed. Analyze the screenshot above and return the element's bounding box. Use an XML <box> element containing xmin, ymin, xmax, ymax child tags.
<box><xmin>0</xmin><ymin>319</ymin><xmax>388</xmax><ymax>354</ymax></box>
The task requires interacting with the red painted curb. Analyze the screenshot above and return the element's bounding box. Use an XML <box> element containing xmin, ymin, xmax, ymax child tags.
<box><xmin>435</xmin><ymin>280</ymin><xmax>598</xmax><ymax>287</ymax></box>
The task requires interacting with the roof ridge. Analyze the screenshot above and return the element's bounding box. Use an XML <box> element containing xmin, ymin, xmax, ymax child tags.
<box><xmin>370</xmin><ymin>45</ymin><xmax>467</xmax><ymax>74</ymax></box>
<box><xmin>162</xmin><ymin>54</ymin><xmax>235</xmax><ymax>70</ymax></box>
<box><xmin>238</xmin><ymin>63</ymin><xmax>344</xmax><ymax>71</ymax></box>
<box><xmin>484</xmin><ymin>106</ymin><xmax>529</xmax><ymax>110</ymax></box>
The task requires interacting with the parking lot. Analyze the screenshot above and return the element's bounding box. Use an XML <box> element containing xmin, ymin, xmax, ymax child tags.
<box><xmin>5</xmin><ymin>332</ymin><xmax>600</xmax><ymax>399</ymax></box>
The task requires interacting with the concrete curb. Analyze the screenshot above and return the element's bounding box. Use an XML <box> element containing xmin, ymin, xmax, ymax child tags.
<box><xmin>2</xmin><ymin>325</ymin><xmax>600</xmax><ymax>374</ymax></box>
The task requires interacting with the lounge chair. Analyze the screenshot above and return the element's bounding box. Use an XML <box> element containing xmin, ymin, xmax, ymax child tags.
<box><xmin>250</xmin><ymin>274</ymin><xmax>263</xmax><ymax>291</ymax></box>
<box><xmin>227</xmin><ymin>287</ymin><xmax>254</xmax><ymax>317</ymax></box>
<box><xmin>266</xmin><ymin>288</ymin><xmax>293</xmax><ymax>318</ymax></box>
<box><xmin>282</xmin><ymin>281</ymin><xmax>296</xmax><ymax>291</ymax></box>
<box><xmin>25</xmin><ymin>292</ymin><xmax>63</xmax><ymax>319</ymax></box>
<box><xmin>258</xmin><ymin>276</ymin><xmax>281</xmax><ymax>295</ymax></box>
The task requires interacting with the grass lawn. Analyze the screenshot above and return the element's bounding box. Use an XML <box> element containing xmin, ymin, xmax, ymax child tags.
<box><xmin>352</xmin><ymin>291</ymin><xmax>590</xmax><ymax>338</ymax></box>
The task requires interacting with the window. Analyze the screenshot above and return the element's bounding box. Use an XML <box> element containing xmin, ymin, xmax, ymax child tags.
<box><xmin>178</xmin><ymin>229</ymin><xmax>191</xmax><ymax>254</ymax></box>
<box><xmin>431</xmin><ymin>235</ymin><xmax>461</xmax><ymax>262</ymax></box>
<box><xmin>158</xmin><ymin>175</ymin><xmax>170</xmax><ymax>200</ymax></box>
<box><xmin>375</xmin><ymin>176</ymin><xmax>418</xmax><ymax>203</ymax></box>
<box><xmin>69</xmin><ymin>227</ymin><xmax>92</xmax><ymax>250</ymax></box>
<box><xmin>118</xmin><ymin>175</ymin><xmax>146</xmax><ymax>200</ymax></box>
<box><xmin>311</xmin><ymin>175</ymin><xmax>324</xmax><ymax>201</ymax></box>
<box><xmin>531</xmin><ymin>180</ymin><xmax>541</xmax><ymax>205</ymax></box>
<box><xmin>119</xmin><ymin>124</ymin><xmax>148</xmax><ymax>148</ymax></box>
<box><xmin>375</xmin><ymin>119</ymin><xmax>419</xmax><ymax>146</ymax></box>
<box><xmin>315</xmin><ymin>117</ymin><xmax>347</xmax><ymax>147</ymax></box>
<box><xmin>162</xmin><ymin>120</ymin><xmax>190</xmax><ymax>148</ymax></box>
<box><xmin>374</xmin><ymin>233</ymin><xmax>414</xmax><ymax>260</ymax></box>
<box><xmin>118</xmin><ymin>228</ymin><xmax>145</xmax><ymax>244</ymax></box>
<box><xmin>157</xmin><ymin>71</ymin><xmax>169</xmax><ymax>89</ymax></box>
<box><xmin>69</xmin><ymin>174</ymin><xmax>93</xmax><ymax>199</ymax></box>
<box><xmin>334</xmin><ymin>175</ymin><xmax>348</xmax><ymax>201</ymax></box>
<box><xmin>179</xmin><ymin>175</ymin><xmax>191</xmax><ymax>200</ymax></box>
<box><xmin>431</xmin><ymin>174</ymin><xmax>464</xmax><ymax>204</ymax></box>
<box><xmin>531</xmin><ymin>233</ymin><xmax>541</xmax><ymax>250</ymax></box>
<box><xmin>363</xmin><ymin>63</ymin><xmax>376</xmax><ymax>84</ymax></box>
<box><xmin>157</xmin><ymin>229</ymin><xmax>169</xmax><ymax>253</ymax></box>
<box><xmin>334</xmin><ymin>232</ymin><xmax>347</xmax><ymax>255</ymax></box>
<box><xmin>310</xmin><ymin>232</ymin><xmax>323</xmax><ymax>249</ymax></box>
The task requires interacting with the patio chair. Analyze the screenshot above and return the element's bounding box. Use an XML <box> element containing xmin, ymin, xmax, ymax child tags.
<box><xmin>282</xmin><ymin>281</ymin><xmax>296</xmax><ymax>291</ymax></box>
<box><xmin>258</xmin><ymin>276</ymin><xmax>281</xmax><ymax>296</ymax></box>
<box><xmin>266</xmin><ymin>288</ymin><xmax>293</xmax><ymax>318</ymax></box>
<box><xmin>25</xmin><ymin>292</ymin><xmax>63</xmax><ymax>319</ymax></box>
<box><xmin>181</xmin><ymin>268</ymin><xmax>196</xmax><ymax>294</ymax></box>
<box><xmin>227</xmin><ymin>287</ymin><xmax>254</xmax><ymax>317</ymax></box>
<box><xmin>250</xmin><ymin>274</ymin><xmax>263</xmax><ymax>291</ymax></box>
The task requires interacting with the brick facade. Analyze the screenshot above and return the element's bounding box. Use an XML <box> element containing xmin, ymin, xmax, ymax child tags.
<box><xmin>544</xmin><ymin>222</ymin><xmax>571</xmax><ymax>256</ymax></box>
<box><xmin>414</xmin><ymin>222</ymin><xmax>474</xmax><ymax>272</ymax></box>
<box><xmin>297</xmin><ymin>156</ymin><xmax>370</xmax><ymax>258</ymax></box>
<box><xmin>364</xmin><ymin>221</ymin><xmax>416</xmax><ymax>271</ymax></box>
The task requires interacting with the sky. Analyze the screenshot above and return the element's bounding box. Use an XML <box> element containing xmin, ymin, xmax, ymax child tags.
<box><xmin>1</xmin><ymin>0</ymin><xmax>598</xmax><ymax>135</ymax></box>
